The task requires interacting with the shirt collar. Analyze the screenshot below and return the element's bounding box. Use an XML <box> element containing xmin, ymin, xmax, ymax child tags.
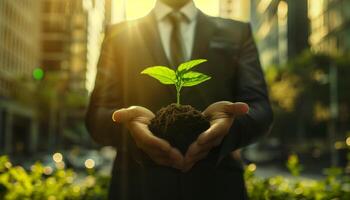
<box><xmin>153</xmin><ymin>1</ymin><xmax>198</xmax><ymax>22</ymax></box>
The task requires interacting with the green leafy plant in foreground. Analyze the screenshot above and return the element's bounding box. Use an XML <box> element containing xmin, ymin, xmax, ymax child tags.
<box><xmin>286</xmin><ymin>153</ymin><xmax>303</xmax><ymax>177</ymax></box>
<box><xmin>141</xmin><ymin>59</ymin><xmax>211</xmax><ymax>106</ymax></box>
<box><xmin>244</xmin><ymin>155</ymin><xmax>350</xmax><ymax>200</ymax></box>
<box><xmin>1</xmin><ymin>155</ymin><xmax>350</xmax><ymax>199</ymax></box>
<box><xmin>0</xmin><ymin>156</ymin><xmax>108</xmax><ymax>200</ymax></box>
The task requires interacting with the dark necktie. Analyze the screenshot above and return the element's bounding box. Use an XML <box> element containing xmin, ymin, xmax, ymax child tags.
<box><xmin>168</xmin><ymin>11</ymin><xmax>185</xmax><ymax>67</ymax></box>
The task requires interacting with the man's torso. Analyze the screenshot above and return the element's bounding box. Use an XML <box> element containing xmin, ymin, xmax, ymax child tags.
<box><xmin>105</xmin><ymin>12</ymin><xmax>250</xmax><ymax>200</ymax></box>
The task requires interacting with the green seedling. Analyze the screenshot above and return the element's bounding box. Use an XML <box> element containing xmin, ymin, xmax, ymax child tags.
<box><xmin>141</xmin><ymin>59</ymin><xmax>211</xmax><ymax>106</ymax></box>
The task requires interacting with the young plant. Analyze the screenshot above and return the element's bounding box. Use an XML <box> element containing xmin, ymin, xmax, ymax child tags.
<box><xmin>141</xmin><ymin>59</ymin><xmax>211</xmax><ymax>106</ymax></box>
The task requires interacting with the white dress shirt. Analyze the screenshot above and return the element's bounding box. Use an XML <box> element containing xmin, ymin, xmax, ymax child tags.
<box><xmin>153</xmin><ymin>1</ymin><xmax>199</xmax><ymax>61</ymax></box>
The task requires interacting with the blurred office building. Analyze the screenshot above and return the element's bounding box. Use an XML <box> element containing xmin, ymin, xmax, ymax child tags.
<box><xmin>39</xmin><ymin>0</ymin><xmax>113</xmax><ymax>150</ymax></box>
<box><xmin>42</xmin><ymin>0</ymin><xmax>97</xmax><ymax>93</ymax></box>
<box><xmin>0</xmin><ymin>0</ymin><xmax>41</xmax><ymax>154</ymax></box>
<box><xmin>41</xmin><ymin>0</ymin><xmax>114</xmax><ymax>93</ymax></box>
<box><xmin>250</xmin><ymin>0</ymin><xmax>309</xmax><ymax>67</ymax></box>
<box><xmin>308</xmin><ymin>0</ymin><xmax>350</xmax><ymax>54</ymax></box>
<box><xmin>0</xmin><ymin>1</ymin><xmax>40</xmax><ymax>96</ymax></box>
<box><xmin>0</xmin><ymin>0</ymin><xmax>113</xmax><ymax>154</ymax></box>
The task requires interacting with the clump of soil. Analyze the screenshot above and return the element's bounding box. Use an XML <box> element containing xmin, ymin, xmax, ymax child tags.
<box><xmin>149</xmin><ymin>103</ymin><xmax>210</xmax><ymax>154</ymax></box>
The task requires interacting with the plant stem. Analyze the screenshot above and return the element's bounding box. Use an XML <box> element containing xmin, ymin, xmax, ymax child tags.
<box><xmin>175</xmin><ymin>73</ymin><xmax>181</xmax><ymax>106</ymax></box>
<box><xmin>176</xmin><ymin>87</ymin><xmax>180</xmax><ymax>106</ymax></box>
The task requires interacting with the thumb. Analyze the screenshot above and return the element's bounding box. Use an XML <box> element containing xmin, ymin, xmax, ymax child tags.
<box><xmin>112</xmin><ymin>108</ymin><xmax>130</xmax><ymax>123</ymax></box>
<box><xmin>112</xmin><ymin>107</ymin><xmax>139</xmax><ymax>123</ymax></box>
<box><xmin>225</xmin><ymin>102</ymin><xmax>249</xmax><ymax>116</ymax></box>
<box><xmin>112</xmin><ymin>106</ymin><xmax>155</xmax><ymax>123</ymax></box>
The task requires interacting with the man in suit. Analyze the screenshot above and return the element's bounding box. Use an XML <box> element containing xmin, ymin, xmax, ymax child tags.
<box><xmin>86</xmin><ymin>0</ymin><xmax>273</xmax><ymax>199</ymax></box>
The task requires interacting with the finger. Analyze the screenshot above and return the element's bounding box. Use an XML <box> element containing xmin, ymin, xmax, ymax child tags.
<box><xmin>130</xmin><ymin>123</ymin><xmax>171</xmax><ymax>153</ymax></box>
<box><xmin>168</xmin><ymin>148</ymin><xmax>184</xmax><ymax>169</ymax></box>
<box><xmin>147</xmin><ymin>153</ymin><xmax>172</xmax><ymax>166</ymax></box>
<box><xmin>212</xmin><ymin>136</ymin><xmax>224</xmax><ymax>147</ymax></box>
<box><xmin>202</xmin><ymin>101</ymin><xmax>233</xmax><ymax>117</ymax></box>
<box><xmin>185</xmin><ymin>141</ymin><xmax>212</xmax><ymax>159</ymax></box>
<box><xmin>184</xmin><ymin>149</ymin><xmax>210</xmax><ymax>165</ymax></box>
<box><xmin>112</xmin><ymin>108</ymin><xmax>127</xmax><ymax>123</ymax></box>
<box><xmin>197</xmin><ymin>123</ymin><xmax>225</xmax><ymax>145</ymax></box>
<box><xmin>225</xmin><ymin>102</ymin><xmax>249</xmax><ymax>116</ymax></box>
<box><xmin>182</xmin><ymin>151</ymin><xmax>209</xmax><ymax>172</ymax></box>
<box><xmin>189</xmin><ymin>151</ymin><xmax>209</xmax><ymax>164</ymax></box>
<box><xmin>112</xmin><ymin>106</ymin><xmax>155</xmax><ymax>123</ymax></box>
<box><xmin>142</xmin><ymin>135</ymin><xmax>171</xmax><ymax>153</ymax></box>
<box><xmin>143</xmin><ymin>145</ymin><xmax>170</xmax><ymax>158</ymax></box>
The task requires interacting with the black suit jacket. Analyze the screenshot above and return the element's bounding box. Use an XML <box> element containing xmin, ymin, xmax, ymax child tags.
<box><xmin>86</xmin><ymin>11</ymin><xmax>273</xmax><ymax>200</ymax></box>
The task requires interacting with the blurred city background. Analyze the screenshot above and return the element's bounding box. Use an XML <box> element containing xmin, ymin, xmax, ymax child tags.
<box><xmin>0</xmin><ymin>0</ymin><xmax>350</xmax><ymax>180</ymax></box>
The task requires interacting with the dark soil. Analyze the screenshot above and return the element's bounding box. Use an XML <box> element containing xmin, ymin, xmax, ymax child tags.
<box><xmin>149</xmin><ymin>104</ymin><xmax>210</xmax><ymax>154</ymax></box>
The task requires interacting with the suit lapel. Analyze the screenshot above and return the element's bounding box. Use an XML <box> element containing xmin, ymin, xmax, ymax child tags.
<box><xmin>182</xmin><ymin>12</ymin><xmax>218</xmax><ymax>105</ymax></box>
<box><xmin>137</xmin><ymin>12</ymin><xmax>175</xmax><ymax>100</ymax></box>
<box><xmin>139</xmin><ymin>12</ymin><xmax>170</xmax><ymax>66</ymax></box>
<box><xmin>191</xmin><ymin>11</ymin><xmax>218</xmax><ymax>60</ymax></box>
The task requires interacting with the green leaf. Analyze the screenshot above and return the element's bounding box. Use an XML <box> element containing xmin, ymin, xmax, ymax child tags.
<box><xmin>177</xmin><ymin>59</ymin><xmax>207</xmax><ymax>73</ymax></box>
<box><xmin>141</xmin><ymin>66</ymin><xmax>176</xmax><ymax>84</ymax></box>
<box><xmin>182</xmin><ymin>71</ymin><xmax>211</xmax><ymax>87</ymax></box>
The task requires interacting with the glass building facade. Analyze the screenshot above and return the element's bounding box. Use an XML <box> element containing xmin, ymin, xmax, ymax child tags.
<box><xmin>250</xmin><ymin>0</ymin><xmax>309</xmax><ymax>67</ymax></box>
<box><xmin>309</xmin><ymin>0</ymin><xmax>350</xmax><ymax>54</ymax></box>
<box><xmin>0</xmin><ymin>0</ymin><xmax>40</xmax><ymax>98</ymax></box>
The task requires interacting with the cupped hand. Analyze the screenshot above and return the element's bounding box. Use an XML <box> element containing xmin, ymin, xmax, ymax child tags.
<box><xmin>112</xmin><ymin>106</ymin><xmax>184</xmax><ymax>169</ymax></box>
<box><xmin>182</xmin><ymin>101</ymin><xmax>249</xmax><ymax>172</ymax></box>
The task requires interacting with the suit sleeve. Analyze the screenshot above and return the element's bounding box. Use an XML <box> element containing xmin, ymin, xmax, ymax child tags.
<box><xmin>85</xmin><ymin>27</ymin><xmax>125</xmax><ymax>148</ymax></box>
<box><xmin>220</xmin><ymin>23</ymin><xmax>273</xmax><ymax>156</ymax></box>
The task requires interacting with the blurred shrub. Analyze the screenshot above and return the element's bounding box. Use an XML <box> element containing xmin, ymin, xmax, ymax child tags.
<box><xmin>1</xmin><ymin>155</ymin><xmax>350</xmax><ymax>199</ymax></box>
<box><xmin>265</xmin><ymin>51</ymin><xmax>350</xmax><ymax>142</ymax></box>
<box><xmin>0</xmin><ymin>156</ymin><xmax>108</xmax><ymax>200</ymax></box>
<box><xmin>245</xmin><ymin>154</ymin><xmax>350</xmax><ymax>200</ymax></box>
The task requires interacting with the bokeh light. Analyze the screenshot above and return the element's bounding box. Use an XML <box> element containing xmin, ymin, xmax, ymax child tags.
<box><xmin>53</xmin><ymin>153</ymin><xmax>63</xmax><ymax>163</ymax></box>
<box><xmin>84</xmin><ymin>159</ymin><xmax>95</xmax><ymax>169</ymax></box>
<box><xmin>32</xmin><ymin>68</ymin><xmax>44</xmax><ymax>81</ymax></box>
<box><xmin>247</xmin><ymin>163</ymin><xmax>257</xmax><ymax>172</ymax></box>
<box><xmin>44</xmin><ymin>166</ymin><xmax>53</xmax><ymax>175</ymax></box>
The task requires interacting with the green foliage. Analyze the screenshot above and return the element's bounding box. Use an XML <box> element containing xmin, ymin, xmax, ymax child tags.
<box><xmin>286</xmin><ymin>154</ymin><xmax>303</xmax><ymax>177</ymax></box>
<box><xmin>181</xmin><ymin>71</ymin><xmax>211</xmax><ymax>87</ymax></box>
<box><xmin>141</xmin><ymin>66</ymin><xmax>176</xmax><ymax>84</ymax></box>
<box><xmin>1</xmin><ymin>155</ymin><xmax>350</xmax><ymax>199</ymax></box>
<box><xmin>177</xmin><ymin>59</ymin><xmax>207</xmax><ymax>73</ymax></box>
<box><xmin>0</xmin><ymin>156</ymin><xmax>108</xmax><ymax>200</ymax></box>
<box><xmin>265</xmin><ymin>51</ymin><xmax>350</xmax><ymax>141</ymax></box>
<box><xmin>245</xmin><ymin>155</ymin><xmax>350</xmax><ymax>200</ymax></box>
<box><xmin>141</xmin><ymin>59</ymin><xmax>211</xmax><ymax>105</ymax></box>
